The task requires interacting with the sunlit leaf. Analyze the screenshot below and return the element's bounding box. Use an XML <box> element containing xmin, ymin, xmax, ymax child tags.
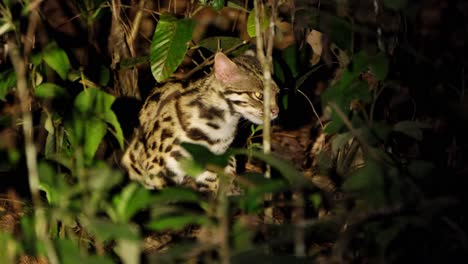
<box><xmin>115</xmin><ymin>239</ymin><xmax>141</xmax><ymax>264</ymax></box>
<box><xmin>150</xmin><ymin>14</ymin><xmax>195</xmax><ymax>82</ymax></box>
<box><xmin>83</xmin><ymin>117</ymin><xmax>107</xmax><ymax>161</ymax></box>
<box><xmin>74</xmin><ymin>88</ymin><xmax>124</xmax><ymax>148</ymax></box>
<box><xmin>247</xmin><ymin>9</ymin><xmax>270</xmax><ymax>38</ymax></box>
<box><xmin>42</xmin><ymin>43</ymin><xmax>70</xmax><ymax>80</ymax></box>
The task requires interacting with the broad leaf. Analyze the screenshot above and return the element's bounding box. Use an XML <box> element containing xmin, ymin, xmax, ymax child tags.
<box><xmin>150</xmin><ymin>14</ymin><xmax>195</xmax><ymax>82</ymax></box>
<box><xmin>83</xmin><ymin>117</ymin><xmax>107</xmax><ymax>161</ymax></box>
<box><xmin>111</xmin><ymin>183</ymin><xmax>155</xmax><ymax>222</ymax></box>
<box><xmin>343</xmin><ymin>159</ymin><xmax>386</xmax><ymax>207</ymax></box>
<box><xmin>35</xmin><ymin>82</ymin><xmax>67</xmax><ymax>98</ymax></box>
<box><xmin>74</xmin><ymin>88</ymin><xmax>124</xmax><ymax>148</ymax></box>
<box><xmin>85</xmin><ymin>219</ymin><xmax>139</xmax><ymax>241</ymax></box>
<box><xmin>42</xmin><ymin>43</ymin><xmax>70</xmax><ymax>80</ymax></box>
<box><xmin>247</xmin><ymin>9</ymin><xmax>270</xmax><ymax>38</ymax></box>
<box><xmin>393</xmin><ymin>121</ymin><xmax>429</xmax><ymax>141</ymax></box>
<box><xmin>56</xmin><ymin>239</ymin><xmax>114</xmax><ymax>264</ymax></box>
<box><xmin>153</xmin><ymin>187</ymin><xmax>201</xmax><ymax>204</ymax></box>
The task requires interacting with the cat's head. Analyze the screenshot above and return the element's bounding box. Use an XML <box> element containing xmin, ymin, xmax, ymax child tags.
<box><xmin>213</xmin><ymin>52</ymin><xmax>280</xmax><ymax>124</ymax></box>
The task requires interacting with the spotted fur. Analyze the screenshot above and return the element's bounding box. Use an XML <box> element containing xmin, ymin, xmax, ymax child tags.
<box><xmin>121</xmin><ymin>53</ymin><xmax>280</xmax><ymax>192</ymax></box>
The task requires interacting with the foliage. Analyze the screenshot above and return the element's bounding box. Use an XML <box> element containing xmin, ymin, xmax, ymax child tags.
<box><xmin>1</xmin><ymin>0</ymin><xmax>467</xmax><ymax>263</ymax></box>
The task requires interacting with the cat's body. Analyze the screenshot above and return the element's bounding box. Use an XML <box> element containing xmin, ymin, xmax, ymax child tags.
<box><xmin>121</xmin><ymin>52</ymin><xmax>279</xmax><ymax>191</ymax></box>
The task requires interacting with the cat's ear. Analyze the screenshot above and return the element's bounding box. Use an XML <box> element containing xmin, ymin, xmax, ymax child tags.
<box><xmin>214</xmin><ymin>52</ymin><xmax>241</xmax><ymax>83</ymax></box>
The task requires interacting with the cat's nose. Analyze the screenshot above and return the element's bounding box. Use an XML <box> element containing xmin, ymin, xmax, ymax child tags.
<box><xmin>271</xmin><ymin>107</ymin><xmax>279</xmax><ymax>117</ymax></box>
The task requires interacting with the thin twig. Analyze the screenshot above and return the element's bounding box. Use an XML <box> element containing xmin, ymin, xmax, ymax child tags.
<box><xmin>129</xmin><ymin>0</ymin><xmax>147</xmax><ymax>42</ymax></box>
<box><xmin>178</xmin><ymin>40</ymin><xmax>248</xmax><ymax>80</ymax></box>
<box><xmin>7</xmin><ymin>8</ymin><xmax>59</xmax><ymax>264</ymax></box>
<box><xmin>297</xmin><ymin>89</ymin><xmax>324</xmax><ymax>128</ymax></box>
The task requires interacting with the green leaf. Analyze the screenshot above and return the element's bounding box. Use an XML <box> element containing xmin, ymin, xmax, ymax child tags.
<box><xmin>56</xmin><ymin>239</ymin><xmax>114</xmax><ymax>264</ymax></box>
<box><xmin>0</xmin><ymin>69</ymin><xmax>16</xmax><ymax>101</ymax></box>
<box><xmin>383</xmin><ymin>0</ymin><xmax>407</xmax><ymax>10</ymax></box>
<box><xmin>153</xmin><ymin>187</ymin><xmax>201</xmax><ymax>204</ymax></box>
<box><xmin>393</xmin><ymin>121</ymin><xmax>428</xmax><ymax>141</ymax></box>
<box><xmin>309</xmin><ymin>193</ymin><xmax>322</xmax><ymax>209</ymax></box>
<box><xmin>115</xmin><ymin>239</ymin><xmax>141</xmax><ymax>264</ymax></box>
<box><xmin>327</xmin><ymin>16</ymin><xmax>353</xmax><ymax>51</ymax></box>
<box><xmin>98</xmin><ymin>65</ymin><xmax>110</xmax><ymax>86</ymax></box>
<box><xmin>343</xmin><ymin>159</ymin><xmax>386</xmax><ymax>207</ymax></box>
<box><xmin>247</xmin><ymin>9</ymin><xmax>270</xmax><ymax>38</ymax></box>
<box><xmin>372</xmin><ymin>121</ymin><xmax>392</xmax><ymax>141</ymax></box>
<box><xmin>282</xmin><ymin>94</ymin><xmax>289</xmax><ymax>110</ymax></box>
<box><xmin>74</xmin><ymin>88</ymin><xmax>124</xmax><ymax>148</ymax></box>
<box><xmin>85</xmin><ymin>219</ymin><xmax>139</xmax><ymax>241</ymax></box>
<box><xmin>232</xmin><ymin>148</ymin><xmax>306</xmax><ymax>187</ymax></box>
<box><xmin>35</xmin><ymin>83</ymin><xmax>67</xmax><ymax>98</ymax></box>
<box><xmin>281</xmin><ymin>44</ymin><xmax>298</xmax><ymax>78</ymax></box>
<box><xmin>42</xmin><ymin>43</ymin><xmax>70</xmax><ymax>80</ymax></box>
<box><xmin>0</xmin><ymin>232</ymin><xmax>21</xmax><ymax>264</ymax></box>
<box><xmin>211</xmin><ymin>0</ymin><xmax>225</xmax><ymax>10</ymax></box>
<box><xmin>147</xmin><ymin>215</ymin><xmax>212</xmax><ymax>231</ymax></box>
<box><xmin>112</xmin><ymin>183</ymin><xmax>155</xmax><ymax>222</ymax></box>
<box><xmin>83</xmin><ymin>117</ymin><xmax>107</xmax><ymax>161</ymax></box>
<box><xmin>150</xmin><ymin>14</ymin><xmax>195</xmax><ymax>82</ymax></box>
<box><xmin>87</xmin><ymin>162</ymin><xmax>123</xmax><ymax>191</ymax></box>
<box><xmin>181</xmin><ymin>142</ymin><xmax>231</xmax><ymax>168</ymax></box>
<box><xmin>197</xmin><ymin>36</ymin><xmax>244</xmax><ymax>53</ymax></box>
<box><xmin>369</xmin><ymin>52</ymin><xmax>389</xmax><ymax>80</ymax></box>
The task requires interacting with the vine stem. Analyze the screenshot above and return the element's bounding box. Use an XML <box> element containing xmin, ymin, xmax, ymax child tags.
<box><xmin>7</xmin><ymin>8</ymin><xmax>59</xmax><ymax>264</ymax></box>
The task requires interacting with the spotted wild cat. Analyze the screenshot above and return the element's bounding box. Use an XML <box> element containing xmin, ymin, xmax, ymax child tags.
<box><xmin>121</xmin><ymin>52</ymin><xmax>280</xmax><ymax>192</ymax></box>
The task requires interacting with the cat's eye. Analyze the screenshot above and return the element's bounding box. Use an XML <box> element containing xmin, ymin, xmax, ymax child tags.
<box><xmin>253</xmin><ymin>92</ymin><xmax>263</xmax><ymax>100</ymax></box>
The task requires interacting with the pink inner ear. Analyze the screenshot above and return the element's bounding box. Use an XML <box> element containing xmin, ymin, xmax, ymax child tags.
<box><xmin>214</xmin><ymin>53</ymin><xmax>239</xmax><ymax>83</ymax></box>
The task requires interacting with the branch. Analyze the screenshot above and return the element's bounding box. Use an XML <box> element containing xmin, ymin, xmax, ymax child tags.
<box><xmin>7</xmin><ymin>8</ymin><xmax>59</xmax><ymax>264</ymax></box>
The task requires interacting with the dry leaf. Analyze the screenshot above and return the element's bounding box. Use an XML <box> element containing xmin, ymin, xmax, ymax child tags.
<box><xmin>307</xmin><ymin>30</ymin><xmax>323</xmax><ymax>65</ymax></box>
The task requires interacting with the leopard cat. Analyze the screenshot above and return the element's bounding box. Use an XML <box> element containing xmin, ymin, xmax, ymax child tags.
<box><xmin>121</xmin><ymin>52</ymin><xmax>280</xmax><ymax>193</ymax></box>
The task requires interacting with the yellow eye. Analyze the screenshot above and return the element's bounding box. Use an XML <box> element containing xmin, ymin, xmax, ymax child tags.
<box><xmin>253</xmin><ymin>92</ymin><xmax>263</xmax><ymax>100</ymax></box>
